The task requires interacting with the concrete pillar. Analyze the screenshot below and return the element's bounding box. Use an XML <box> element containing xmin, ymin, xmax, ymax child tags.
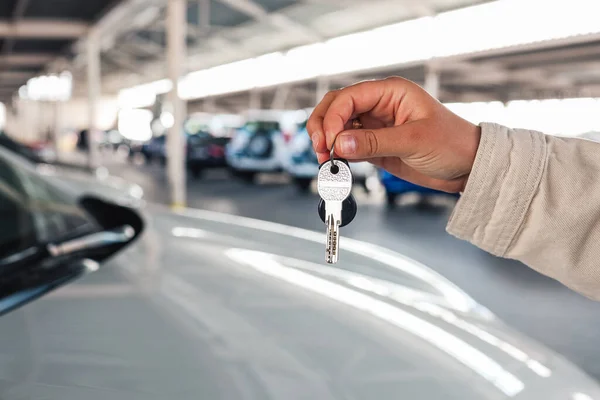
<box><xmin>53</xmin><ymin>101</ymin><xmax>61</xmax><ymax>155</ymax></box>
<box><xmin>38</xmin><ymin>101</ymin><xmax>49</xmax><ymax>143</ymax></box>
<box><xmin>316</xmin><ymin>77</ymin><xmax>330</xmax><ymax>105</ymax></box>
<box><xmin>199</xmin><ymin>0</ymin><xmax>210</xmax><ymax>34</ymax></box>
<box><xmin>166</xmin><ymin>0</ymin><xmax>187</xmax><ymax>208</ymax></box>
<box><xmin>271</xmin><ymin>85</ymin><xmax>290</xmax><ymax>109</ymax></box>
<box><xmin>203</xmin><ymin>97</ymin><xmax>215</xmax><ymax>113</ymax></box>
<box><xmin>424</xmin><ymin>67</ymin><xmax>440</xmax><ymax>99</ymax></box>
<box><xmin>87</xmin><ymin>30</ymin><xmax>101</xmax><ymax>168</ymax></box>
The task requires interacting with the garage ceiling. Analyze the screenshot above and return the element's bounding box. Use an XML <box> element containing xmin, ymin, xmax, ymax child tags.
<box><xmin>4</xmin><ymin>0</ymin><xmax>600</xmax><ymax>107</ymax></box>
<box><xmin>3</xmin><ymin>0</ymin><xmax>597</xmax><ymax>109</ymax></box>
<box><xmin>67</xmin><ymin>0</ymin><xmax>492</xmax><ymax>93</ymax></box>
<box><xmin>0</xmin><ymin>0</ymin><xmax>122</xmax><ymax>100</ymax></box>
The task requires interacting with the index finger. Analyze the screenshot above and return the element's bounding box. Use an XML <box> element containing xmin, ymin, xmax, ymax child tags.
<box><xmin>307</xmin><ymin>90</ymin><xmax>338</xmax><ymax>154</ymax></box>
<box><xmin>323</xmin><ymin>80</ymin><xmax>390</xmax><ymax>149</ymax></box>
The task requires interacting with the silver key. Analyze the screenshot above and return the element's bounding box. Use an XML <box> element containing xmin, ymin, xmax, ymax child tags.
<box><xmin>317</xmin><ymin>160</ymin><xmax>353</xmax><ymax>264</ymax></box>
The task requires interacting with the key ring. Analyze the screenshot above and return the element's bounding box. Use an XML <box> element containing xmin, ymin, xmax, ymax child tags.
<box><xmin>330</xmin><ymin>118</ymin><xmax>363</xmax><ymax>166</ymax></box>
<box><xmin>329</xmin><ymin>137</ymin><xmax>337</xmax><ymax>165</ymax></box>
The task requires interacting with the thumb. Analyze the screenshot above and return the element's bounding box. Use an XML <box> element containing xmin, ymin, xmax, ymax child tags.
<box><xmin>333</xmin><ymin>123</ymin><xmax>421</xmax><ymax>160</ymax></box>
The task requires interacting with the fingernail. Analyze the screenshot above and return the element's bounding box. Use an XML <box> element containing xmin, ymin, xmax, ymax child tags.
<box><xmin>311</xmin><ymin>133</ymin><xmax>320</xmax><ymax>148</ymax></box>
<box><xmin>339</xmin><ymin>135</ymin><xmax>357</xmax><ymax>154</ymax></box>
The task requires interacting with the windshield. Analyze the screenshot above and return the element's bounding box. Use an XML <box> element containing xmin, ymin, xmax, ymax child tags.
<box><xmin>0</xmin><ymin>148</ymin><xmax>95</xmax><ymax>260</ymax></box>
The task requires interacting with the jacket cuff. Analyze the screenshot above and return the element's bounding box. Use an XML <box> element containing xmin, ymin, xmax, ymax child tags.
<box><xmin>446</xmin><ymin>123</ymin><xmax>547</xmax><ymax>256</ymax></box>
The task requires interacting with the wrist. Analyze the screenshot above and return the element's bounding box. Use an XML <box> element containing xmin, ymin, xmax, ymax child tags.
<box><xmin>466</xmin><ymin>124</ymin><xmax>482</xmax><ymax>172</ymax></box>
<box><xmin>455</xmin><ymin>122</ymin><xmax>481</xmax><ymax>193</ymax></box>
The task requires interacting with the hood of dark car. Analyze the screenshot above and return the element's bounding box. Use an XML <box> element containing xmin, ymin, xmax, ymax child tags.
<box><xmin>0</xmin><ymin>204</ymin><xmax>598</xmax><ymax>400</ymax></box>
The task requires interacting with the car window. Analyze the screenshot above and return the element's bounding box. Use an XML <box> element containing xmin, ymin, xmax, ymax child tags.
<box><xmin>244</xmin><ymin>121</ymin><xmax>280</xmax><ymax>133</ymax></box>
<box><xmin>0</xmin><ymin>157</ymin><xmax>37</xmax><ymax>258</ymax></box>
<box><xmin>188</xmin><ymin>131</ymin><xmax>211</xmax><ymax>143</ymax></box>
<box><xmin>0</xmin><ymin>149</ymin><xmax>95</xmax><ymax>260</ymax></box>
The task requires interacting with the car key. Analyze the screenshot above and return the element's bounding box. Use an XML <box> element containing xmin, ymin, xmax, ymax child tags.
<box><xmin>317</xmin><ymin>158</ymin><xmax>353</xmax><ymax>264</ymax></box>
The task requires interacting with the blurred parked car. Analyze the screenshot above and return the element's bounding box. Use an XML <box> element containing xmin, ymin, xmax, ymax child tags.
<box><xmin>0</xmin><ymin>132</ymin><xmax>45</xmax><ymax>163</ymax></box>
<box><xmin>0</xmin><ymin>133</ymin><xmax>59</xmax><ymax>164</ymax></box>
<box><xmin>99</xmin><ymin>129</ymin><xmax>126</xmax><ymax>152</ymax></box>
<box><xmin>130</xmin><ymin>131</ymin><xmax>230</xmax><ymax>179</ymax></box>
<box><xmin>139</xmin><ymin>135</ymin><xmax>167</xmax><ymax>165</ymax></box>
<box><xmin>1</xmin><ymin>144</ymin><xmax>600</xmax><ymax>399</ymax></box>
<box><xmin>27</xmin><ymin>140</ymin><xmax>58</xmax><ymax>163</ymax></box>
<box><xmin>380</xmin><ymin>169</ymin><xmax>457</xmax><ymax>207</ymax></box>
<box><xmin>76</xmin><ymin>129</ymin><xmax>114</xmax><ymax>155</ymax></box>
<box><xmin>186</xmin><ymin>130</ymin><xmax>230</xmax><ymax>178</ymax></box>
<box><xmin>225</xmin><ymin>120</ymin><xmax>285</xmax><ymax>183</ymax></box>
<box><xmin>283</xmin><ymin>122</ymin><xmax>376</xmax><ymax>193</ymax></box>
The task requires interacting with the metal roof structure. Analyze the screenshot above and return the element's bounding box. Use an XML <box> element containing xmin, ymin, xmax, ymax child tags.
<box><xmin>65</xmin><ymin>0</ymin><xmax>491</xmax><ymax>95</ymax></box>
<box><xmin>0</xmin><ymin>0</ymin><xmax>122</xmax><ymax>101</ymax></box>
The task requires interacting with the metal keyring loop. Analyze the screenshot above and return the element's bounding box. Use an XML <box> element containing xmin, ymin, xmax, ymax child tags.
<box><xmin>330</xmin><ymin>136</ymin><xmax>337</xmax><ymax>165</ymax></box>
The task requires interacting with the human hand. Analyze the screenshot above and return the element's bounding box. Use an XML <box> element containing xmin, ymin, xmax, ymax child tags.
<box><xmin>307</xmin><ymin>77</ymin><xmax>481</xmax><ymax>193</ymax></box>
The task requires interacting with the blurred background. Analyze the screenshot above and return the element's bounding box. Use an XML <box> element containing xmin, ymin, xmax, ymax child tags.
<box><xmin>1</xmin><ymin>0</ymin><xmax>600</xmax><ymax>387</ymax></box>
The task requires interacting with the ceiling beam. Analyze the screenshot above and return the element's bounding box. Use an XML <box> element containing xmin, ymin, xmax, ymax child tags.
<box><xmin>0</xmin><ymin>20</ymin><xmax>89</xmax><ymax>38</ymax></box>
<box><xmin>215</xmin><ymin>0</ymin><xmax>321</xmax><ymax>41</ymax></box>
<box><xmin>0</xmin><ymin>85</ymin><xmax>22</xmax><ymax>91</ymax></box>
<box><xmin>442</xmin><ymin>61</ymin><xmax>574</xmax><ymax>89</ymax></box>
<box><xmin>0</xmin><ymin>0</ymin><xmax>31</xmax><ymax>77</ymax></box>
<box><xmin>0</xmin><ymin>71</ymin><xmax>34</xmax><ymax>80</ymax></box>
<box><xmin>481</xmin><ymin>45</ymin><xmax>600</xmax><ymax>69</ymax></box>
<box><xmin>0</xmin><ymin>53</ymin><xmax>53</xmax><ymax>66</ymax></box>
<box><xmin>198</xmin><ymin>0</ymin><xmax>210</xmax><ymax>35</ymax></box>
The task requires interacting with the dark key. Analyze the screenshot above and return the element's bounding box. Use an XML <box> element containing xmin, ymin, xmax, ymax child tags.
<box><xmin>318</xmin><ymin>193</ymin><xmax>357</xmax><ymax>228</ymax></box>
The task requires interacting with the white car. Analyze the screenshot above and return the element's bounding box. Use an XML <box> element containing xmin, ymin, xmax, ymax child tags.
<box><xmin>225</xmin><ymin>120</ymin><xmax>286</xmax><ymax>183</ymax></box>
<box><xmin>283</xmin><ymin>125</ymin><xmax>375</xmax><ymax>192</ymax></box>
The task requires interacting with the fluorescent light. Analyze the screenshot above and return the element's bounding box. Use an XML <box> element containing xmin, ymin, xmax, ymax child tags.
<box><xmin>22</xmin><ymin>71</ymin><xmax>72</xmax><ymax>102</ymax></box>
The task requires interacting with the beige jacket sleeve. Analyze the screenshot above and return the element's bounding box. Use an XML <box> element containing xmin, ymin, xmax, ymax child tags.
<box><xmin>447</xmin><ymin>123</ymin><xmax>600</xmax><ymax>300</ymax></box>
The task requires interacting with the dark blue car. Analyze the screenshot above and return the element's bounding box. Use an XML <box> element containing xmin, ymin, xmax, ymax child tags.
<box><xmin>379</xmin><ymin>170</ymin><xmax>457</xmax><ymax>207</ymax></box>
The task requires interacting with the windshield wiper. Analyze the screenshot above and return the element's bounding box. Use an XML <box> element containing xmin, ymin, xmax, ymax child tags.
<box><xmin>47</xmin><ymin>225</ymin><xmax>135</xmax><ymax>257</ymax></box>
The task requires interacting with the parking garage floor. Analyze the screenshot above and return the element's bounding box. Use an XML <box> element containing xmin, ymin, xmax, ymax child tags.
<box><xmin>108</xmin><ymin>159</ymin><xmax>600</xmax><ymax>381</ymax></box>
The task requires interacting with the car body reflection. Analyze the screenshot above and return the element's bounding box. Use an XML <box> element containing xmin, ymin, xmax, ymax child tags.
<box><xmin>1</xmin><ymin>204</ymin><xmax>599</xmax><ymax>399</ymax></box>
